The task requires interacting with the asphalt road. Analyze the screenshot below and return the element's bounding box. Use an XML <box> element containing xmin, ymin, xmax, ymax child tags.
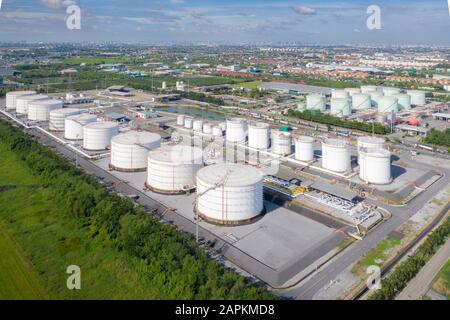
<box><xmin>396</xmin><ymin>237</ymin><xmax>450</xmax><ymax>300</ymax></box>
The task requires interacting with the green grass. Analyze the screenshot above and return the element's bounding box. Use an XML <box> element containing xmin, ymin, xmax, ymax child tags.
<box><xmin>62</xmin><ymin>57</ymin><xmax>127</xmax><ymax>65</ymax></box>
<box><xmin>352</xmin><ymin>236</ymin><xmax>401</xmax><ymax>276</ymax></box>
<box><xmin>231</xmin><ymin>81</ymin><xmax>262</xmax><ymax>89</ymax></box>
<box><xmin>0</xmin><ymin>223</ymin><xmax>50</xmax><ymax>299</ymax></box>
<box><xmin>431</xmin><ymin>259</ymin><xmax>450</xmax><ymax>299</ymax></box>
<box><xmin>0</xmin><ymin>145</ymin><xmax>157</xmax><ymax>299</ymax></box>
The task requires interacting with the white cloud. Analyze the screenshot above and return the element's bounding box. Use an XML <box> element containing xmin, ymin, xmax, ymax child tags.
<box><xmin>292</xmin><ymin>5</ymin><xmax>316</xmax><ymax>15</ymax></box>
<box><xmin>40</xmin><ymin>0</ymin><xmax>76</xmax><ymax>10</ymax></box>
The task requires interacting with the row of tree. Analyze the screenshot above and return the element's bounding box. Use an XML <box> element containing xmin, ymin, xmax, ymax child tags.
<box><xmin>370</xmin><ymin>216</ymin><xmax>450</xmax><ymax>300</ymax></box>
<box><xmin>0</xmin><ymin>120</ymin><xmax>274</xmax><ymax>300</ymax></box>
<box><xmin>287</xmin><ymin>109</ymin><xmax>389</xmax><ymax>135</ymax></box>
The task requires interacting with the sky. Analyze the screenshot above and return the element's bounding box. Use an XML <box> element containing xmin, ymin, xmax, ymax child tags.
<box><xmin>0</xmin><ymin>0</ymin><xmax>449</xmax><ymax>45</ymax></box>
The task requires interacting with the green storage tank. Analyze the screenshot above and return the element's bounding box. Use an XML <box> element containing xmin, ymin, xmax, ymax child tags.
<box><xmin>279</xmin><ymin>125</ymin><xmax>290</xmax><ymax>132</ymax></box>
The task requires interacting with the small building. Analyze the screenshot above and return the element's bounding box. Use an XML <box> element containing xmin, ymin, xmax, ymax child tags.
<box><xmin>395</xmin><ymin>124</ymin><xmax>429</xmax><ymax>136</ymax></box>
<box><xmin>103</xmin><ymin>112</ymin><xmax>129</xmax><ymax>123</ymax></box>
<box><xmin>432</xmin><ymin>113</ymin><xmax>450</xmax><ymax>122</ymax></box>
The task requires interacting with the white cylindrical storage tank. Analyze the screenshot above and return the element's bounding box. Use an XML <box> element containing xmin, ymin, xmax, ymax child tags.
<box><xmin>361</xmin><ymin>85</ymin><xmax>378</xmax><ymax>94</ymax></box>
<box><xmin>322</xmin><ymin>139</ymin><xmax>351</xmax><ymax>173</ymax></box>
<box><xmin>184</xmin><ymin>117</ymin><xmax>193</xmax><ymax>129</ymax></box>
<box><xmin>382</xmin><ymin>87</ymin><xmax>401</xmax><ymax>96</ymax></box>
<box><xmin>306</xmin><ymin>94</ymin><xmax>326</xmax><ymax>111</ymax></box>
<box><xmin>5</xmin><ymin>91</ymin><xmax>36</xmax><ymax>110</ymax></box>
<box><xmin>330</xmin><ymin>98</ymin><xmax>351</xmax><ymax>117</ymax></box>
<box><xmin>16</xmin><ymin>94</ymin><xmax>48</xmax><ymax>115</ymax></box>
<box><xmin>212</xmin><ymin>126</ymin><xmax>223</xmax><ymax>137</ymax></box>
<box><xmin>378</xmin><ymin>96</ymin><xmax>399</xmax><ymax>113</ymax></box>
<box><xmin>393</xmin><ymin>94</ymin><xmax>411</xmax><ymax>110</ymax></box>
<box><xmin>357</xmin><ymin>136</ymin><xmax>386</xmax><ymax>151</ymax></box>
<box><xmin>226</xmin><ymin>118</ymin><xmax>247</xmax><ymax>143</ymax></box>
<box><xmin>369</xmin><ymin>91</ymin><xmax>384</xmax><ymax>106</ymax></box>
<box><xmin>406</xmin><ymin>90</ymin><xmax>426</xmax><ymax>106</ymax></box>
<box><xmin>146</xmin><ymin>145</ymin><xmax>204</xmax><ymax>194</ymax></box>
<box><xmin>331</xmin><ymin>89</ymin><xmax>349</xmax><ymax>99</ymax></box>
<box><xmin>352</xmin><ymin>93</ymin><xmax>371</xmax><ymax>110</ymax></box>
<box><xmin>83</xmin><ymin>121</ymin><xmax>119</xmax><ymax>151</ymax></box>
<box><xmin>203</xmin><ymin>123</ymin><xmax>213</xmax><ymax>134</ymax></box>
<box><xmin>64</xmin><ymin>113</ymin><xmax>97</xmax><ymax>140</ymax></box>
<box><xmin>49</xmin><ymin>108</ymin><xmax>81</xmax><ymax>131</ymax></box>
<box><xmin>110</xmin><ymin>131</ymin><xmax>161</xmax><ymax>172</ymax></box>
<box><xmin>248</xmin><ymin>122</ymin><xmax>270</xmax><ymax>150</ymax></box>
<box><xmin>176</xmin><ymin>115</ymin><xmax>185</xmax><ymax>126</ymax></box>
<box><xmin>359</xmin><ymin>148</ymin><xmax>391</xmax><ymax>184</ymax></box>
<box><xmin>193</xmin><ymin>120</ymin><xmax>203</xmax><ymax>132</ymax></box>
<box><xmin>27</xmin><ymin>99</ymin><xmax>63</xmax><ymax>121</ymax></box>
<box><xmin>196</xmin><ymin>163</ymin><xmax>264</xmax><ymax>225</ymax></box>
<box><xmin>295</xmin><ymin>136</ymin><xmax>314</xmax><ymax>162</ymax></box>
<box><xmin>345</xmin><ymin>88</ymin><xmax>361</xmax><ymax>97</ymax></box>
<box><xmin>271</xmin><ymin>131</ymin><xmax>292</xmax><ymax>155</ymax></box>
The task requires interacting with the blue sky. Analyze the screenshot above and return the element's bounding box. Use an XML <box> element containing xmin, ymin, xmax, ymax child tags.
<box><xmin>0</xmin><ymin>0</ymin><xmax>449</xmax><ymax>44</ymax></box>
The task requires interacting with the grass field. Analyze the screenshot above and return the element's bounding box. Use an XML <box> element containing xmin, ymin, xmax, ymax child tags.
<box><xmin>352</xmin><ymin>236</ymin><xmax>401</xmax><ymax>276</ymax></box>
<box><xmin>0</xmin><ymin>145</ymin><xmax>157</xmax><ymax>299</ymax></box>
<box><xmin>431</xmin><ymin>259</ymin><xmax>450</xmax><ymax>299</ymax></box>
<box><xmin>0</xmin><ymin>223</ymin><xmax>49</xmax><ymax>299</ymax></box>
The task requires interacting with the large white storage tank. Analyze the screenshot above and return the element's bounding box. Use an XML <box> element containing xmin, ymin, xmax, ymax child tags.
<box><xmin>330</xmin><ymin>98</ymin><xmax>351</xmax><ymax>117</ymax></box>
<box><xmin>369</xmin><ymin>91</ymin><xmax>384</xmax><ymax>106</ymax></box>
<box><xmin>226</xmin><ymin>118</ymin><xmax>247</xmax><ymax>143</ymax></box>
<box><xmin>184</xmin><ymin>117</ymin><xmax>193</xmax><ymax>129</ymax></box>
<box><xmin>83</xmin><ymin>121</ymin><xmax>119</xmax><ymax>151</ymax></box>
<box><xmin>110</xmin><ymin>131</ymin><xmax>161</xmax><ymax>172</ymax></box>
<box><xmin>5</xmin><ymin>91</ymin><xmax>36</xmax><ymax>110</ymax></box>
<box><xmin>271</xmin><ymin>131</ymin><xmax>292</xmax><ymax>155</ymax></box>
<box><xmin>193</xmin><ymin>120</ymin><xmax>203</xmax><ymax>132</ymax></box>
<box><xmin>306</xmin><ymin>94</ymin><xmax>326</xmax><ymax>110</ymax></box>
<box><xmin>361</xmin><ymin>85</ymin><xmax>378</xmax><ymax>94</ymax></box>
<box><xmin>27</xmin><ymin>99</ymin><xmax>63</xmax><ymax>121</ymax></box>
<box><xmin>295</xmin><ymin>136</ymin><xmax>314</xmax><ymax>162</ymax></box>
<box><xmin>248</xmin><ymin>122</ymin><xmax>270</xmax><ymax>150</ymax></box>
<box><xmin>146</xmin><ymin>145</ymin><xmax>204</xmax><ymax>194</ymax></box>
<box><xmin>406</xmin><ymin>90</ymin><xmax>426</xmax><ymax>106</ymax></box>
<box><xmin>322</xmin><ymin>139</ymin><xmax>351</xmax><ymax>173</ymax></box>
<box><xmin>196</xmin><ymin>163</ymin><xmax>264</xmax><ymax>225</ymax></box>
<box><xmin>345</xmin><ymin>88</ymin><xmax>361</xmax><ymax>97</ymax></box>
<box><xmin>359</xmin><ymin>148</ymin><xmax>392</xmax><ymax>184</ymax></box>
<box><xmin>357</xmin><ymin>136</ymin><xmax>386</xmax><ymax>151</ymax></box>
<box><xmin>352</xmin><ymin>93</ymin><xmax>371</xmax><ymax>110</ymax></box>
<box><xmin>49</xmin><ymin>108</ymin><xmax>81</xmax><ymax>131</ymax></box>
<box><xmin>393</xmin><ymin>94</ymin><xmax>411</xmax><ymax>110</ymax></box>
<box><xmin>64</xmin><ymin>113</ymin><xmax>97</xmax><ymax>140</ymax></box>
<box><xmin>212</xmin><ymin>126</ymin><xmax>223</xmax><ymax>137</ymax></box>
<box><xmin>176</xmin><ymin>115</ymin><xmax>185</xmax><ymax>126</ymax></box>
<box><xmin>382</xmin><ymin>87</ymin><xmax>401</xmax><ymax>96</ymax></box>
<box><xmin>331</xmin><ymin>89</ymin><xmax>349</xmax><ymax>99</ymax></box>
<box><xmin>203</xmin><ymin>123</ymin><xmax>213</xmax><ymax>134</ymax></box>
<box><xmin>16</xmin><ymin>94</ymin><xmax>48</xmax><ymax>114</ymax></box>
<box><xmin>378</xmin><ymin>96</ymin><xmax>399</xmax><ymax>113</ymax></box>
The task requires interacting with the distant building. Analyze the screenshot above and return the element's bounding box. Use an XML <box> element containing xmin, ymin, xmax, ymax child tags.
<box><xmin>99</xmin><ymin>64</ymin><xmax>126</xmax><ymax>72</ymax></box>
<box><xmin>60</xmin><ymin>68</ymin><xmax>78</xmax><ymax>75</ymax></box>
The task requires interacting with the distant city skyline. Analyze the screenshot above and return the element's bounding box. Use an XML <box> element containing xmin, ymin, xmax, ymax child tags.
<box><xmin>0</xmin><ymin>0</ymin><xmax>449</xmax><ymax>45</ymax></box>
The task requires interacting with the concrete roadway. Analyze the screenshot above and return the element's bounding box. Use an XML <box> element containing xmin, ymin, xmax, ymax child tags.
<box><xmin>396</xmin><ymin>238</ymin><xmax>450</xmax><ymax>300</ymax></box>
<box><xmin>282</xmin><ymin>156</ymin><xmax>450</xmax><ymax>299</ymax></box>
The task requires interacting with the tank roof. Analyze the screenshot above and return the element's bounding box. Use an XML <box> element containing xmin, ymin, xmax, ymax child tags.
<box><xmin>197</xmin><ymin>163</ymin><xmax>263</xmax><ymax>187</ymax></box>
